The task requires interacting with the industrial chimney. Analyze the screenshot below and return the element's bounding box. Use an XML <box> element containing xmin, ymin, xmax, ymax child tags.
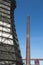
<box><xmin>26</xmin><ymin>16</ymin><xmax>30</xmax><ymax>65</ymax></box>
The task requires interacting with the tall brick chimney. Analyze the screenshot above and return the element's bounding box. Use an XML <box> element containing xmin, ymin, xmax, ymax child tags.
<box><xmin>26</xmin><ymin>16</ymin><xmax>30</xmax><ymax>65</ymax></box>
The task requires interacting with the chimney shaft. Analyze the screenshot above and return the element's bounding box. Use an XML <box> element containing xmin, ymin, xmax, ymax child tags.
<box><xmin>26</xmin><ymin>16</ymin><xmax>30</xmax><ymax>65</ymax></box>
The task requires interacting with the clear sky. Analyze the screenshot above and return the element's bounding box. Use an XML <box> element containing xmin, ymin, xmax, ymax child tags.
<box><xmin>14</xmin><ymin>0</ymin><xmax>43</xmax><ymax>64</ymax></box>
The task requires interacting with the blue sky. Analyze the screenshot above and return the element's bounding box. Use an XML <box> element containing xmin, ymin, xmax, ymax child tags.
<box><xmin>14</xmin><ymin>0</ymin><xmax>43</xmax><ymax>64</ymax></box>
